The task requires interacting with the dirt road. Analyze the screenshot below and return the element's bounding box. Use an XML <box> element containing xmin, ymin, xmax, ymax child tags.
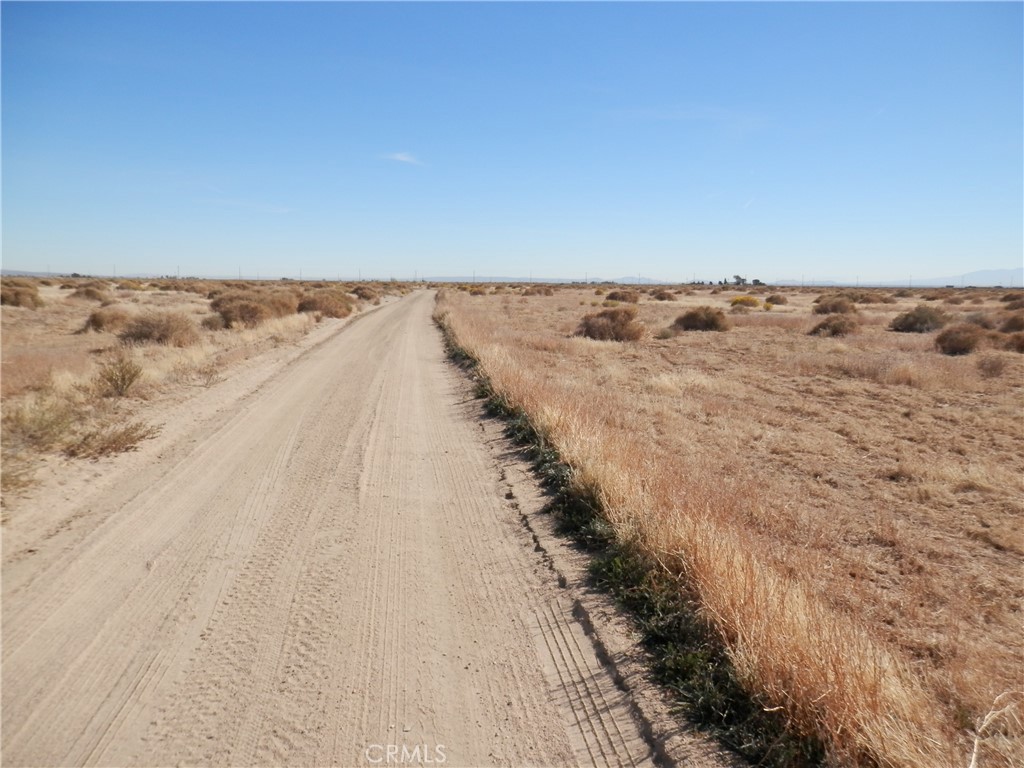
<box><xmin>2</xmin><ymin>291</ymin><xmax>661</xmax><ymax>767</ymax></box>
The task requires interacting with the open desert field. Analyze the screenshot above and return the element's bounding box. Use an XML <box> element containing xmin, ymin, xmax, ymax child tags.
<box><xmin>3</xmin><ymin>280</ymin><xmax>731</xmax><ymax>767</ymax></box>
<box><xmin>435</xmin><ymin>283</ymin><xmax>1024</xmax><ymax>767</ymax></box>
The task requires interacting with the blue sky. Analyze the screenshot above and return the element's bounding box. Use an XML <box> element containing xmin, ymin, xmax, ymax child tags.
<box><xmin>2</xmin><ymin>2</ymin><xmax>1021</xmax><ymax>283</ymax></box>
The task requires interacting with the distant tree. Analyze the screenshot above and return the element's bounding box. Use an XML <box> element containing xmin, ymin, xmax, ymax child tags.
<box><xmin>733</xmin><ymin>275</ymin><xmax>748</xmax><ymax>286</ymax></box>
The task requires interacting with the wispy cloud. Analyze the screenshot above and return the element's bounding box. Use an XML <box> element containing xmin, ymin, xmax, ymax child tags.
<box><xmin>384</xmin><ymin>152</ymin><xmax>424</xmax><ymax>166</ymax></box>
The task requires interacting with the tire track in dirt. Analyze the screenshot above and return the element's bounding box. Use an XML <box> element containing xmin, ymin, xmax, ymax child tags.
<box><xmin>3</xmin><ymin>291</ymin><xmax>668</xmax><ymax>767</ymax></box>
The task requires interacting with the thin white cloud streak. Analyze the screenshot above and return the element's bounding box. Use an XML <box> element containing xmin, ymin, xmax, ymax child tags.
<box><xmin>384</xmin><ymin>152</ymin><xmax>424</xmax><ymax>166</ymax></box>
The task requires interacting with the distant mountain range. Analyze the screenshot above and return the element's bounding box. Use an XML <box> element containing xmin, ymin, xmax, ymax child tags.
<box><xmin>3</xmin><ymin>267</ymin><xmax>1021</xmax><ymax>287</ymax></box>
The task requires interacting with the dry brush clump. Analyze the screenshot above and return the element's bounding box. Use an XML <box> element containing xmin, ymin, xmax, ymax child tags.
<box><xmin>119</xmin><ymin>311</ymin><xmax>200</xmax><ymax>347</ymax></box>
<box><xmin>605</xmin><ymin>289</ymin><xmax>640</xmax><ymax>303</ymax></box>
<box><xmin>67</xmin><ymin>285</ymin><xmax>111</xmax><ymax>303</ymax></box>
<box><xmin>890</xmin><ymin>305</ymin><xmax>949</xmax><ymax>333</ymax></box>
<box><xmin>652</xmin><ymin>290</ymin><xmax>675</xmax><ymax>301</ymax></box>
<box><xmin>297</xmin><ymin>289</ymin><xmax>354</xmax><ymax>318</ymax></box>
<box><xmin>210</xmin><ymin>290</ymin><xmax>297</xmax><ymax>328</ymax></box>
<box><xmin>1</xmin><ymin>279</ymin><xmax>45</xmax><ymax>309</ymax></box>
<box><xmin>812</xmin><ymin>295</ymin><xmax>858</xmax><ymax>315</ymax></box>
<box><xmin>575</xmin><ymin>306</ymin><xmax>645</xmax><ymax>342</ymax></box>
<box><xmin>935</xmin><ymin>324</ymin><xmax>986</xmax><ymax>356</ymax></box>
<box><xmin>764</xmin><ymin>293</ymin><xmax>788</xmax><ymax>306</ymax></box>
<box><xmin>673</xmin><ymin>306</ymin><xmax>730</xmax><ymax>332</ymax></box>
<box><xmin>730</xmin><ymin>295</ymin><xmax>761</xmax><ymax>309</ymax></box>
<box><xmin>809</xmin><ymin>314</ymin><xmax>859</xmax><ymax>337</ymax></box>
<box><xmin>80</xmin><ymin>306</ymin><xmax>131</xmax><ymax>333</ymax></box>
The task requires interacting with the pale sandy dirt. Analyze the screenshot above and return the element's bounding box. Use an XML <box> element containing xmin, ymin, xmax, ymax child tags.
<box><xmin>2</xmin><ymin>291</ymin><xmax>731</xmax><ymax>767</ymax></box>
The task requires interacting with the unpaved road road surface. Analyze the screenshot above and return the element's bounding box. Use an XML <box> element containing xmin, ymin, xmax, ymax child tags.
<box><xmin>3</xmin><ymin>292</ymin><xmax>663</xmax><ymax>767</ymax></box>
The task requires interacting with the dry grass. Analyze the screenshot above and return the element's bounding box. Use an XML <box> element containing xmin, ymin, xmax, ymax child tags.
<box><xmin>436</xmin><ymin>285</ymin><xmax>1024</xmax><ymax>768</ymax></box>
<box><xmin>1</xmin><ymin>279</ymin><xmax>45</xmax><ymax>309</ymax></box>
<box><xmin>119</xmin><ymin>311</ymin><xmax>200</xmax><ymax>347</ymax></box>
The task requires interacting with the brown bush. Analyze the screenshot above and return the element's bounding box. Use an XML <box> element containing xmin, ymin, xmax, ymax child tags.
<box><xmin>210</xmin><ymin>290</ymin><xmax>296</xmax><ymax>328</ymax></box>
<box><xmin>1003</xmin><ymin>298</ymin><xmax>1024</xmax><ymax>311</ymax></box>
<box><xmin>652</xmin><ymin>290</ymin><xmax>675</xmax><ymax>301</ymax></box>
<box><xmin>606</xmin><ymin>289</ymin><xmax>639</xmax><ymax>303</ymax></box>
<box><xmin>935</xmin><ymin>324</ymin><xmax>984</xmax><ymax>355</ymax></box>
<box><xmin>999</xmin><ymin>292</ymin><xmax>1023</xmax><ymax>303</ymax></box>
<box><xmin>68</xmin><ymin>286</ymin><xmax>109</xmax><ymax>303</ymax></box>
<box><xmin>119</xmin><ymin>311</ymin><xmax>199</xmax><ymax>347</ymax></box>
<box><xmin>81</xmin><ymin>306</ymin><xmax>130</xmax><ymax>333</ymax></box>
<box><xmin>976</xmin><ymin>354</ymin><xmax>1007</xmax><ymax>379</ymax></box>
<box><xmin>964</xmin><ymin>312</ymin><xmax>998</xmax><ymax>330</ymax></box>
<box><xmin>523</xmin><ymin>285</ymin><xmax>554</xmax><ymax>297</ymax></box>
<box><xmin>889</xmin><ymin>305</ymin><xmax>948</xmax><ymax>333</ymax></box>
<box><xmin>95</xmin><ymin>353</ymin><xmax>144</xmax><ymax>396</ymax></box>
<box><xmin>201</xmin><ymin>314</ymin><xmax>226</xmax><ymax>331</ymax></box>
<box><xmin>353</xmin><ymin>285</ymin><xmax>381</xmax><ymax>302</ymax></box>
<box><xmin>809</xmin><ymin>315</ymin><xmax>859</xmax><ymax>337</ymax></box>
<box><xmin>812</xmin><ymin>295</ymin><xmax>857</xmax><ymax>315</ymax></box>
<box><xmin>297</xmin><ymin>289</ymin><xmax>354</xmax><ymax>318</ymax></box>
<box><xmin>764</xmin><ymin>294</ymin><xmax>788</xmax><ymax>306</ymax></box>
<box><xmin>673</xmin><ymin>306</ymin><xmax>730</xmax><ymax>332</ymax></box>
<box><xmin>1</xmin><ymin>281</ymin><xmax>44</xmax><ymax>309</ymax></box>
<box><xmin>1003</xmin><ymin>332</ymin><xmax>1024</xmax><ymax>353</ymax></box>
<box><xmin>1000</xmin><ymin>314</ymin><xmax>1024</xmax><ymax>333</ymax></box>
<box><xmin>576</xmin><ymin>306</ymin><xmax>645</xmax><ymax>341</ymax></box>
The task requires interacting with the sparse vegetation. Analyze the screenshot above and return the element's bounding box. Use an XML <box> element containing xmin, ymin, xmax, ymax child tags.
<box><xmin>81</xmin><ymin>306</ymin><xmax>131</xmax><ymax>333</ymax></box>
<box><xmin>730</xmin><ymin>295</ymin><xmax>760</xmax><ymax>308</ymax></box>
<box><xmin>935</xmin><ymin>324</ymin><xmax>985</xmax><ymax>355</ymax></box>
<box><xmin>606</xmin><ymin>289</ymin><xmax>640</xmax><ymax>303</ymax></box>
<box><xmin>119</xmin><ymin>311</ymin><xmax>199</xmax><ymax>347</ymax></box>
<box><xmin>297</xmin><ymin>289</ymin><xmax>355</xmax><ymax>318</ymax></box>
<box><xmin>809</xmin><ymin>315</ymin><xmax>859</xmax><ymax>337</ymax></box>
<box><xmin>95</xmin><ymin>353</ymin><xmax>144</xmax><ymax>397</ymax></box>
<box><xmin>764</xmin><ymin>294</ymin><xmax>788</xmax><ymax>306</ymax></box>
<box><xmin>812</xmin><ymin>295</ymin><xmax>857</xmax><ymax>315</ymax></box>
<box><xmin>1</xmin><ymin>279</ymin><xmax>45</xmax><ymax>309</ymax></box>
<box><xmin>890</xmin><ymin>304</ymin><xmax>949</xmax><ymax>333</ymax></box>
<box><xmin>434</xmin><ymin>286</ymin><xmax>1024</xmax><ymax>768</ymax></box>
<box><xmin>673</xmin><ymin>306</ymin><xmax>730</xmax><ymax>332</ymax></box>
<box><xmin>576</xmin><ymin>306</ymin><xmax>645</xmax><ymax>341</ymax></box>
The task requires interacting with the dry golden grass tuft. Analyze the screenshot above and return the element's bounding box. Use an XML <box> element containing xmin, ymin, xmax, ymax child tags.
<box><xmin>436</xmin><ymin>285</ymin><xmax>1024</xmax><ymax>768</ymax></box>
<box><xmin>297</xmin><ymin>288</ymin><xmax>355</xmax><ymax>318</ymax></box>
<box><xmin>605</xmin><ymin>289</ymin><xmax>640</xmax><ymax>303</ymax></box>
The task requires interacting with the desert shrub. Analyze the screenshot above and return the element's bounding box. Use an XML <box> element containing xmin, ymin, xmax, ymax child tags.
<box><xmin>964</xmin><ymin>312</ymin><xmax>998</xmax><ymax>330</ymax></box>
<box><xmin>976</xmin><ymin>354</ymin><xmax>1007</xmax><ymax>379</ymax></box>
<box><xmin>2</xmin><ymin>394</ymin><xmax>76</xmax><ymax>450</ymax></box>
<box><xmin>297</xmin><ymin>289</ymin><xmax>354</xmax><ymax>318</ymax></box>
<box><xmin>523</xmin><ymin>285</ymin><xmax>554</xmax><ymax>297</ymax></box>
<box><xmin>119</xmin><ymin>311</ymin><xmax>199</xmax><ymax>347</ymax></box>
<box><xmin>606</xmin><ymin>289</ymin><xmax>640</xmax><ymax>303</ymax></box>
<box><xmin>64</xmin><ymin>420</ymin><xmax>159</xmax><ymax>458</ymax></box>
<box><xmin>889</xmin><ymin>305</ymin><xmax>948</xmax><ymax>333</ymax></box>
<box><xmin>469</xmin><ymin>286</ymin><xmax>487</xmax><ymax>296</ymax></box>
<box><xmin>210</xmin><ymin>290</ymin><xmax>294</xmax><ymax>327</ymax></box>
<box><xmin>812</xmin><ymin>296</ymin><xmax>857</xmax><ymax>315</ymax></box>
<box><xmin>1</xmin><ymin>281</ymin><xmax>44</xmax><ymax>309</ymax></box>
<box><xmin>81</xmin><ymin>306</ymin><xmax>130</xmax><ymax>333</ymax></box>
<box><xmin>999</xmin><ymin>313</ymin><xmax>1024</xmax><ymax>333</ymax></box>
<box><xmin>1003</xmin><ymin>332</ymin><xmax>1024</xmax><ymax>353</ymax></box>
<box><xmin>1004</xmin><ymin>298</ymin><xmax>1024</xmax><ymax>311</ymax></box>
<box><xmin>731</xmin><ymin>296</ymin><xmax>760</xmax><ymax>308</ymax></box>
<box><xmin>999</xmin><ymin>292</ymin><xmax>1023</xmax><ymax>303</ymax></box>
<box><xmin>653</xmin><ymin>290</ymin><xmax>675</xmax><ymax>301</ymax></box>
<box><xmin>576</xmin><ymin>306</ymin><xmax>645</xmax><ymax>341</ymax></box>
<box><xmin>764</xmin><ymin>294</ymin><xmax>788</xmax><ymax>306</ymax></box>
<box><xmin>674</xmin><ymin>306</ymin><xmax>730</xmax><ymax>332</ymax></box>
<box><xmin>95</xmin><ymin>353</ymin><xmax>144</xmax><ymax>396</ymax></box>
<box><xmin>353</xmin><ymin>285</ymin><xmax>381</xmax><ymax>302</ymax></box>
<box><xmin>201</xmin><ymin>314</ymin><xmax>226</xmax><ymax>331</ymax></box>
<box><xmin>935</xmin><ymin>324</ymin><xmax>984</xmax><ymax>355</ymax></box>
<box><xmin>893</xmin><ymin>288</ymin><xmax>913</xmax><ymax>298</ymax></box>
<box><xmin>943</xmin><ymin>296</ymin><xmax>964</xmax><ymax>306</ymax></box>
<box><xmin>809</xmin><ymin>315</ymin><xmax>859</xmax><ymax>337</ymax></box>
<box><xmin>594</xmin><ymin>288</ymin><xmax>606</xmax><ymax>296</ymax></box>
<box><xmin>68</xmin><ymin>286</ymin><xmax>109</xmax><ymax>302</ymax></box>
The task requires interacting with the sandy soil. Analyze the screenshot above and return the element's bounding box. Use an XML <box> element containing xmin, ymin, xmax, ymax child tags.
<box><xmin>2</xmin><ymin>291</ymin><xmax>726</xmax><ymax>767</ymax></box>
